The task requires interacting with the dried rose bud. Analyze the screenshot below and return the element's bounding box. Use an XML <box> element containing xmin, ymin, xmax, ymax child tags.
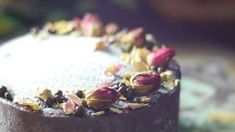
<box><xmin>85</xmin><ymin>85</ymin><xmax>120</xmax><ymax>110</ymax></box>
<box><xmin>73</xmin><ymin>17</ymin><xmax>81</xmax><ymax>30</ymax></box>
<box><xmin>105</xmin><ymin>22</ymin><xmax>119</xmax><ymax>34</ymax></box>
<box><xmin>147</xmin><ymin>48</ymin><xmax>175</xmax><ymax>67</ymax></box>
<box><xmin>81</xmin><ymin>13</ymin><xmax>103</xmax><ymax>36</ymax></box>
<box><xmin>130</xmin><ymin>72</ymin><xmax>161</xmax><ymax>95</ymax></box>
<box><xmin>123</xmin><ymin>28</ymin><xmax>145</xmax><ymax>47</ymax></box>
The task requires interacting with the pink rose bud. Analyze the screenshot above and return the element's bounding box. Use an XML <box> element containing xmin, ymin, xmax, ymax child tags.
<box><xmin>127</xmin><ymin>28</ymin><xmax>145</xmax><ymax>47</ymax></box>
<box><xmin>131</xmin><ymin>72</ymin><xmax>161</xmax><ymax>95</ymax></box>
<box><xmin>85</xmin><ymin>85</ymin><xmax>120</xmax><ymax>110</ymax></box>
<box><xmin>105</xmin><ymin>22</ymin><xmax>119</xmax><ymax>34</ymax></box>
<box><xmin>73</xmin><ymin>17</ymin><xmax>81</xmax><ymax>30</ymax></box>
<box><xmin>81</xmin><ymin>13</ymin><xmax>103</xmax><ymax>36</ymax></box>
<box><xmin>147</xmin><ymin>48</ymin><xmax>175</xmax><ymax>67</ymax></box>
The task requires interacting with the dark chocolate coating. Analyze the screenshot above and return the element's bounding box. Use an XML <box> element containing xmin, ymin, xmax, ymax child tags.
<box><xmin>0</xmin><ymin>83</ymin><xmax>179</xmax><ymax>132</ymax></box>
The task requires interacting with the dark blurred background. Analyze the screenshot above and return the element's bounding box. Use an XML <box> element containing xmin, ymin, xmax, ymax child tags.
<box><xmin>0</xmin><ymin>0</ymin><xmax>235</xmax><ymax>131</ymax></box>
<box><xmin>0</xmin><ymin>0</ymin><xmax>235</xmax><ymax>46</ymax></box>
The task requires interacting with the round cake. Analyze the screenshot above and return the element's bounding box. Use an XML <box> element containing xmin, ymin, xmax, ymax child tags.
<box><xmin>0</xmin><ymin>13</ymin><xmax>181</xmax><ymax>132</ymax></box>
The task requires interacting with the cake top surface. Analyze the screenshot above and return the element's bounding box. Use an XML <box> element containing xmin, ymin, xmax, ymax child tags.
<box><xmin>0</xmin><ymin>35</ymin><xmax>133</xmax><ymax>98</ymax></box>
<box><xmin>0</xmin><ymin>13</ymin><xmax>180</xmax><ymax>117</ymax></box>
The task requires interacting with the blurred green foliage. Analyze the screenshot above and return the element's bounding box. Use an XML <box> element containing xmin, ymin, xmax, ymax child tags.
<box><xmin>0</xmin><ymin>11</ymin><xmax>24</xmax><ymax>36</ymax></box>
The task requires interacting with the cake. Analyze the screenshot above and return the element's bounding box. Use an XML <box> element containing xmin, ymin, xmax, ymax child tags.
<box><xmin>0</xmin><ymin>13</ymin><xmax>181</xmax><ymax>132</ymax></box>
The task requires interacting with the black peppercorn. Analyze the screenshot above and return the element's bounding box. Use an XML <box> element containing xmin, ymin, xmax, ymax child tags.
<box><xmin>158</xmin><ymin>87</ymin><xmax>170</xmax><ymax>95</ymax></box>
<box><xmin>118</xmin><ymin>83</ymin><xmax>126</xmax><ymax>88</ymax></box>
<box><xmin>45</xmin><ymin>97</ymin><xmax>56</xmax><ymax>108</ymax></box>
<box><xmin>54</xmin><ymin>95</ymin><xmax>64</xmax><ymax>104</ymax></box>
<box><xmin>146</xmin><ymin>41</ymin><xmax>155</xmax><ymax>50</ymax></box>
<box><xmin>81</xmin><ymin>100</ymin><xmax>88</xmax><ymax>108</ymax></box>
<box><xmin>0</xmin><ymin>86</ymin><xmax>7</xmax><ymax>97</ymax></box>
<box><xmin>75</xmin><ymin>90</ymin><xmax>84</xmax><ymax>98</ymax></box>
<box><xmin>125</xmin><ymin>88</ymin><xmax>134</xmax><ymax>100</ymax></box>
<box><xmin>133</xmin><ymin>97</ymin><xmax>141</xmax><ymax>103</ymax></box>
<box><xmin>150</xmin><ymin>66</ymin><xmax>159</xmax><ymax>72</ymax></box>
<box><xmin>74</xmin><ymin>106</ymin><xmax>83</xmax><ymax>117</ymax></box>
<box><xmin>110</xmin><ymin>82</ymin><xmax>120</xmax><ymax>90</ymax></box>
<box><xmin>55</xmin><ymin>90</ymin><xmax>63</xmax><ymax>96</ymax></box>
<box><xmin>83</xmin><ymin>107</ymin><xmax>94</xmax><ymax>117</ymax></box>
<box><xmin>119</xmin><ymin>86</ymin><xmax>127</xmax><ymax>96</ymax></box>
<box><xmin>4</xmin><ymin>92</ymin><xmax>13</xmax><ymax>101</ymax></box>
<box><xmin>119</xmin><ymin>85</ymin><xmax>134</xmax><ymax>101</ymax></box>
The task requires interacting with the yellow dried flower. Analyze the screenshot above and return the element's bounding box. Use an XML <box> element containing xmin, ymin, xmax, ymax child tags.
<box><xmin>109</xmin><ymin>107</ymin><xmax>123</xmax><ymax>114</ymax></box>
<box><xmin>95</xmin><ymin>41</ymin><xmax>106</xmax><ymax>50</ymax></box>
<box><xmin>91</xmin><ymin>111</ymin><xmax>105</xmax><ymax>117</ymax></box>
<box><xmin>124</xmin><ymin>103</ymin><xmax>149</xmax><ymax>110</ymax></box>
<box><xmin>104</xmin><ymin>64</ymin><xmax>123</xmax><ymax>74</ymax></box>
<box><xmin>120</xmin><ymin>53</ymin><xmax>131</xmax><ymax>63</ymax></box>
<box><xmin>160</xmin><ymin>70</ymin><xmax>174</xmax><ymax>82</ymax></box>
<box><xmin>37</xmin><ymin>89</ymin><xmax>53</xmax><ymax>101</ymax></box>
<box><xmin>135</xmin><ymin>48</ymin><xmax>149</xmax><ymax>62</ymax></box>
<box><xmin>130</xmin><ymin>57</ymin><xmax>149</xmax><ymax>72</ymax></box>
<box><xmin>54</xmin><ymin>21</ymin><xmax>74</xmax><ymax>35</ymax></box>
<box><xmin>14</xmin><ymin>98</ymin><xmax>40</xmax><ymax>111</ymax></box>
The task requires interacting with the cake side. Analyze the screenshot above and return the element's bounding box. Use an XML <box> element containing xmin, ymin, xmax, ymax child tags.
<box><xmin>0</xmin><ymin>85</ymin><xmax>180</xmax><ymax>132</ymax></box>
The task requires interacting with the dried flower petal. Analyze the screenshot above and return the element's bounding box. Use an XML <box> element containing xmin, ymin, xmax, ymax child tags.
<box><xmin>61</xmin><ymin>100</ymin><xmax>76</xmax><ymax>115</ymax></box>
<box><xmin>160</xmin><ymin>70</ymin><xmax>174</xmax><ymax>82</ymax></box>
<box><xmin>91</xmin><ymin>111</ymin><xmax>105</xmax><ymax>117</ymax></box>
<box><xmin>120</xmin><ymin>53</ymin><xmax>131</xmax><ymax>63</ymax></box>
<box><xmin>140</xmin><ymin>96</ymin><xmax>151</xmax><ymax>103</ymax></box>
<box><xmin>54</xmin><ymin>21</ymin><xmax>74</xmax><ymax>35</ymax></box>
<box><xmin>124</xmin><ymin>103</ymin><xmax>149</xmax><ymax>110</ymax></box>
<box><xmin>95</xmin><ymin>41</ymin><xmax>106</xmax><ymax>50</ymax></box>
<box><xmin>104</xmin><ymin>64</ymin><xmax>123</xmax><ymax>74</ymax></box>
<box><xmin>160</xmin><ymin>70</ymin><xmax>179</xmax><ymax>90</ymax></box>
<box><xmin>119</xmin><ymin>95</ymin><xmax>127</xmax><ymax>101</ymax></box>
<box><xmin>109</xmin><ymin>107</ymin><xmax>123</xmax><ymax>114</ymax></box>
<box><xmin>130</xmin><ymin>57</ymin><xmax>149</xmax><ymax>72</ymax></box>
<box><xmin>122</xmin><ymin>28</ymin><xmax>145</xmax><ymax>47</ymax></box>
<box><xmin>14</xmin><ymin>98</ymin><xmax>40</xmax><ymax>111</ymax></box>
<box><xmin>44</xmin><ymin>22</ymin><xmax>56</xmax><ymax>33</ymax></box>
<box><xmin>135</xmin><ymin>48</ymin><xmax>150</xmax><ymax>62</ymax></box>
<box><xmin>67</xmin><ymin>93</ymin><xmax>83</xmax><ymax>106</ymax></box>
